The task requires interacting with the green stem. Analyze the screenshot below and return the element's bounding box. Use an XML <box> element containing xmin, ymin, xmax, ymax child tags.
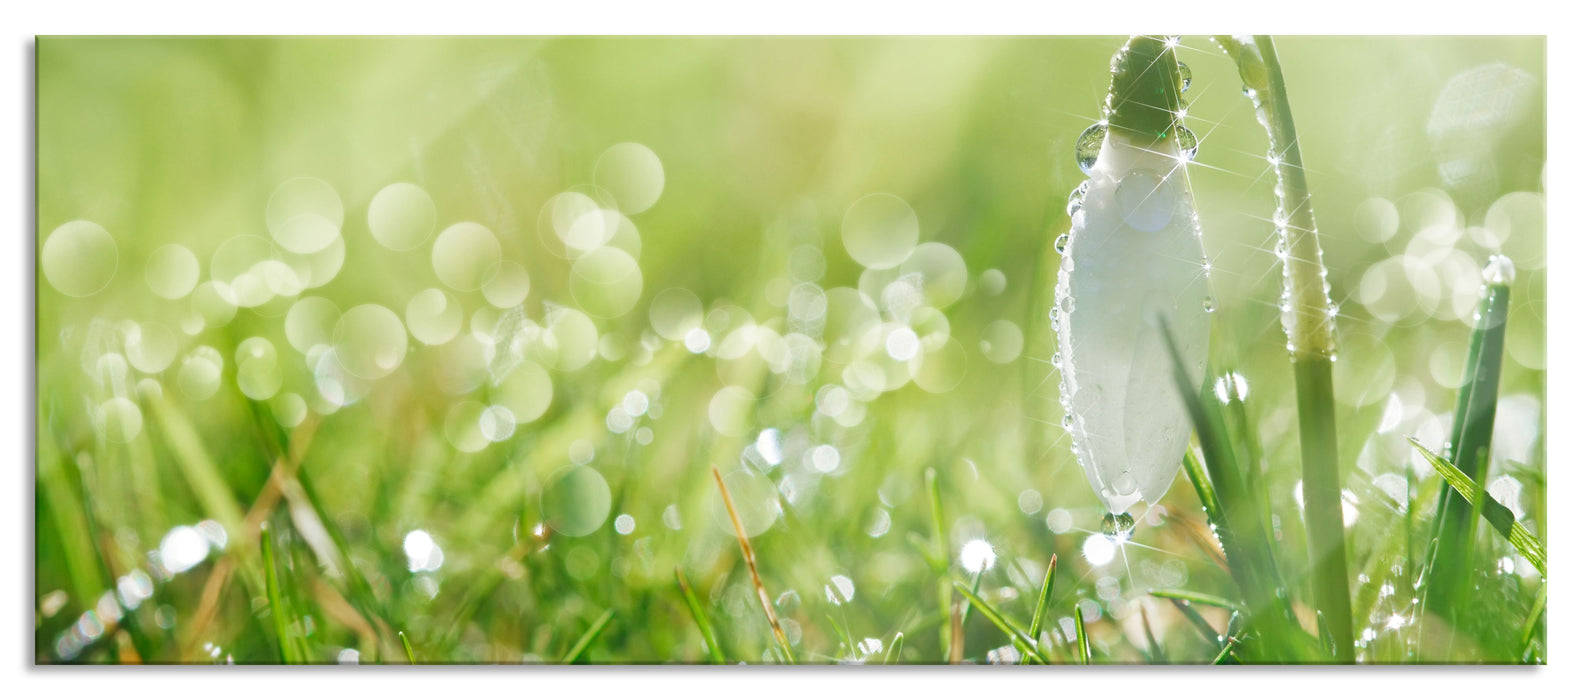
<box><xmin>1293</xmin><ymin>358</ymin><xmax>1354</xmax><ymax>662</ymax></box>
<box><xmin>1240</xmin><ymin>35</ymin><xmax>1355</xmax><ymax>662</ymax></box>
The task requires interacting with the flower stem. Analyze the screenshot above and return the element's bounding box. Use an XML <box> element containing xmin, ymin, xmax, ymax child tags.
<box><xmin>1222</xmin><ymin>35</ymin><xmax>1355</xmax><ymax>662</ymax></box>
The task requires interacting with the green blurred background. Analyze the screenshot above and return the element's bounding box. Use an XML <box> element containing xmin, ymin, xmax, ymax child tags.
<box><xmin>36</xmin><ymin>36</ymin><xmax>1545</xmax><ymax>664</ymax></box>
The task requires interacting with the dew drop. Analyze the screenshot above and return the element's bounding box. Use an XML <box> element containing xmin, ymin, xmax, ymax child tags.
<box><xmin>1061</xmin><ymin>414</ymin><xmax>1074</xmax><ymax>429</ymax></box>
<box><xmin>1174</xmin><ymin>125</ymin><xmax>1199</xmax><ymax>160</ymax></box>
<box><xmin>1178</xmin><ymin>61</ymin><xmax>1192</xmax><ymax>92</ymax></box>
<box><xmin>1055</xmin><ymin>233</ymin><xmax>1070</xmax><ymax>253</ymax></box>
<box><xmin>1100</xmin><ymin>512</ymin><xmax>1135</xmax><ymax>541</ymax></box>
<box><xmin>1203</xmin><ymin>296</ymin><xmax>1216</xmax><ymax>313</ymax></box>
<box><xmin>1075</xmin><ymin>122</ymin><xmax>1106</xmax><ymax>175</ymax></box>
<box><xmin>1060</xmin><ymin>296</ymin><xmax>1075</xmax><ymax>314</ymax></box>
<box><xmin>1066</xmin><ymin>188</ymin><xmax>1085</xmax><ymax>217</ymax></box>
<box><xmin>1482</xmin><ymin>254</ymin><xmax>1515</xmax><ymax>285</ymax></box>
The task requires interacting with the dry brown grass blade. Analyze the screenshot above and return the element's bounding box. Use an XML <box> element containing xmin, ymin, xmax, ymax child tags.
<box><xmin>711</xmin><ymin>465</ymin><xmax>795</xmax><ymax>663</ymax></box>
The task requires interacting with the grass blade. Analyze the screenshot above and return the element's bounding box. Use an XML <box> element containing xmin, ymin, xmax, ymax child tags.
<box><xmin>398</xmin><ymin>630</ymin><xmax>416</xmax><ymax>664</ymax></box>
<box><xmin>1410</xmin><ymin>439</ymin><xmax>1545</xmax><ymax>577</ymax></box>
<box><xmin>1021</xmin><ymin>554</ymin><xmax>1058</xmax><ymax>664</ymax></box>
<box><xmin>259</xmin><ymin>522</ymin><xmax>303</xmax><ymax>664</ymax></box>
<box><xmin>675</xmin><ymin>567</ymin><xmax>726</xmax><ymax>664</ymax></box>
<box><xmin>883</xmin><ymin>632</ymin><xmax>905</xmax><ymax>665</ymax></box>
<box><xmin>560</xmin><ymin>609</ymin><xmax>615</xmax><ymax>664</ymax></box>
<box><xmin>1139</xmin><ymin>608</ymin><xmax>1166</xmax><ymax>664</ymax></box>
<box><xmin>1150</xmin><ymin>589</ymin><xmax>1239</xmax><ymax>611</ymax></box>
<box><xmin>925</xmin><ymin>468</ymin><xmax>953</xmax><ymax>660</ymax></box>
<box><xmin>1071</xmin><ymin>603</ymin><xmax>1091</xmax><ymax>665</ymax></box>
<box><xmin>951</xmin><ymin>582</ymin><xmax>1047</xmax><ymax>664</ymax></box>
<box><xmin>1291</xmin><ymin>357</ymin><xmax>1354</xmax><ymax>662</ymax></box>
<box><xmin>1216</xmin><ymin>34</ymin><xmax>1355</xmax><ymax>661</ymax></box>
<box><xmin>1169</xmin><ymin>598</ymin><xmax>1222</xmax><ymax>648</ymax></box>
<box><xmin>1520</xmin><ymin>583</ymin><xmax>1545</xmax><ymax>663</ymax></box>
<box><xmin>712</xmin><ymin>465</ymin><xmax>796</xmax><ymax>663</ymax></box>
<box><xmin>1426</xmin><ymin>272</ymin><xmax>1512</xmax><ymax>615</ymax></box>
<box><xmin>1160</xmin><ymin>318</ymin><xmax>1305</xmax><ymax>661</ymax></box>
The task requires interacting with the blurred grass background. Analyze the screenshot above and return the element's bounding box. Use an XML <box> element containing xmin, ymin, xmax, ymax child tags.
<box><xmin>35</xmin><ymin>36</ymin><xmax>1545</xmax><ymax>664</ymax></box>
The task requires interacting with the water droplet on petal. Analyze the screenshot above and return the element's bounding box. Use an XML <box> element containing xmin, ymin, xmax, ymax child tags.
<box><xmin>1075</xmin><ymin>122</ymin><xmax>1107</xmax><ymax>175</ymax></box>
<box><xmin>1055</xmin><ymin>233</ymin><xmax>1070</xmax><ymax>253</ymax></box>
<box><xmin>1174</xmin><ymin>125</ymin><xmax>1199</xmax><ymax>160</ymax></box>
<box><xmin>1100</xmin><ymin>512</ymin><xmax>1135</xmax><ymax>541</ymax></box>
<box><xmin>1066</xmin><ymin>187</ymin><xmax>1086</xmax><ymax>217</ymax></box>
<box><xmin>1178</xmin><ymin>61</ymin><xmax>1193</xmax><ymax>92</ymax></box>
<box><xmin>1203</xmin><ymin>296</ymin><xmax>1216</xmax><ymax>313</ymax></box>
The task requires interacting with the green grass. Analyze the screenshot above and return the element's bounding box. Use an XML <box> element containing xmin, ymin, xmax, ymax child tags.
<box><xmin>33</xmin><ymin>35</ymin><xmax>1545</xmax><ymax>665</ymax></box>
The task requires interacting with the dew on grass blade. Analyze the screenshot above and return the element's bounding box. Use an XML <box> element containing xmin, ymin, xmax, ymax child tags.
<box><xmin>842</xmin><ymin>194</ymin><xmax>919</xmax><ymax>270</ymax></box>
<box><xmin>1482</xmin><ymin>254</ymin><xmax>1516</xmax><ymax>285</ymax></box>
<box><xmin>542</xmin><ymin>466</ymin><xmax>613</xmax><ymax>537</ymax></box>
<box><xmin>1178</xmin><ymin>61</ymin><xmax>1192</xmax><ymax>91</ymax></box>
<box><xmin>43</xmin><ymin>220</ymin><xmax>118</xmax><ymax>298</ymax></box>
<box><xmin>367</xmin><ymin>182</ymin><xmax>436</xmax><ymax>251</ymax></box>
